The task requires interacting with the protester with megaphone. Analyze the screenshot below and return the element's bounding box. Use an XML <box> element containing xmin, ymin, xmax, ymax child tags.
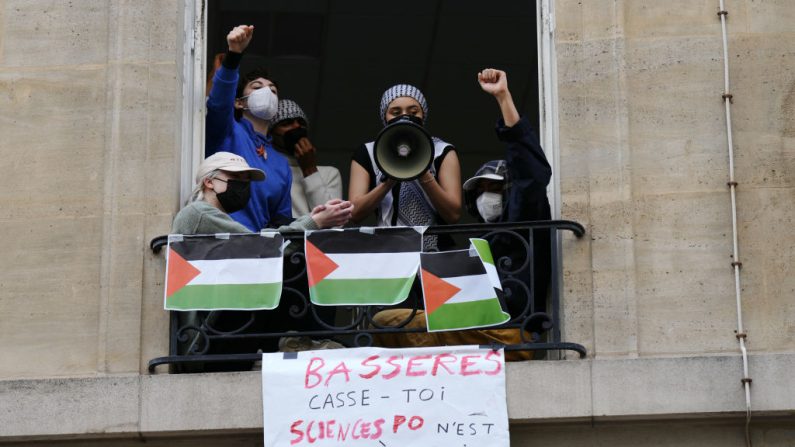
<box><xmin>349</xmin><ymin>84</ymin><xmax>462</xmax><ymax>250</ymax></box>
<box><xmin>371</xmin><ymin>69</ymin><xmax>549</xmax><ymax>361</ymax></box>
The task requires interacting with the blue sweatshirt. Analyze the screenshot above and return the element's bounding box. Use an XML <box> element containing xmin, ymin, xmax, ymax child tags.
<box><xmin>205</xmin><ymin>64</ymin><xmax>293</xmax><ymax>231</ymax></box>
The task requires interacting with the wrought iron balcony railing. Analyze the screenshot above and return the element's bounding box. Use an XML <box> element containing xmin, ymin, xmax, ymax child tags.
<box><xmin>148</xmin><ymin>220</ymin><xmax>586</xmax><ymax>373</ymax></box>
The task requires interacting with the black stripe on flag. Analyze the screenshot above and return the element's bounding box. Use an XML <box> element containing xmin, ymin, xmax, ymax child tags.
<box><xmin>420</xmin><ymin>249</ymin><xmax>487</xmax><ymax>279</ymax></box>
<box><xmin>307</xmin><ymin>227</ymin><xmax>422</xmax><ymax>254</ymax></box>
<box><xmin>170</xmin><ymin>234</ymin><xmax>283</xmax><ymax>261</ymax></box>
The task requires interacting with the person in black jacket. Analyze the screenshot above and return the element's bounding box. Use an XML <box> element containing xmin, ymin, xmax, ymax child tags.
<box><xmin>464</xmin><ymin>68</ymin><xmax>552</xmax><ymax>318</ymax></box>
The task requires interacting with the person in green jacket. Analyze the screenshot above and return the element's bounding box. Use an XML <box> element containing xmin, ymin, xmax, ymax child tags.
<box><xmin>171</xmin><ymin>152</ymin><xmax>352</xmax><ymax>370</ymax></box>
<box><xmin>172</xmin><ymin>151</ymin><xmax>352</xmax><ymax>234</ymax></box>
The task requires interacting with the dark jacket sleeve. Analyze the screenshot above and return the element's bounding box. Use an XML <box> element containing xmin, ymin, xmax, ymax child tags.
<box><xmin>495</xmin><ymin>116</ymin><xmax>552</xmax><ymax>222</ymax></box>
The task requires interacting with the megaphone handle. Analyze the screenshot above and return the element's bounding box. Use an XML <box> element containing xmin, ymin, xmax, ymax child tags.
<box><xmin>379</xmin><ymin>173</ymin><xmax>399</xmax><ymax>184</ymax></box>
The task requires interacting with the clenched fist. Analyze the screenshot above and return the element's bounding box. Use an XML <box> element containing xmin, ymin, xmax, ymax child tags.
<box><xmin>227</xmin><ymin>25</ymin><xmax>254</xmax><ymax>53</ymax></box>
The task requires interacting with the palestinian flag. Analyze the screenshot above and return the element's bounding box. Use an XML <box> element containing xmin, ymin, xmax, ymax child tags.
<box><xmin>305</xmin><ymin>227</ymin><xmax>423</xmax><ymax>306</ymax></box>
<box><xmin>164</xmin><ymin>233</ymin><xmax>284</xmax><ymax>311</ymax></box>
<box><xmin>420</xmin><ymin>238</ymin><xmax>510</xmax><ymax>332</ymax></box>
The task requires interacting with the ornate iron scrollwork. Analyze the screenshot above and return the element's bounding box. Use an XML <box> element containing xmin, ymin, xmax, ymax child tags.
<box><xmin>148</xmin><ymin>220</ymin><xmax>587</xmax><ymax>373</ymax></box>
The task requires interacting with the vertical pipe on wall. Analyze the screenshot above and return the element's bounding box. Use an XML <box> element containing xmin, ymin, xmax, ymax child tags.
<box><xmin>716</xmin><ymin>1</ymin><xmax>753</xmax><ymax>445</ymax></box>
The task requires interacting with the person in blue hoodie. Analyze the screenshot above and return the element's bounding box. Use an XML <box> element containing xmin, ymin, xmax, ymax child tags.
<box><xmin>205</xmin><ymin>24</ymin><xmax>292</xmax><ymax>231</ymax></box>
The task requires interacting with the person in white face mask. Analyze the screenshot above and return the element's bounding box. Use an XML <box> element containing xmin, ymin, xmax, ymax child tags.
<box><xmin>205</xmin><ymin>24</ymin><xmax>294</xmax><ymax>233</ymax></box>
<box><xmin>463</xmin><ymin>68</ymin><xmax>552</xmax><ymax>319</ymax></box>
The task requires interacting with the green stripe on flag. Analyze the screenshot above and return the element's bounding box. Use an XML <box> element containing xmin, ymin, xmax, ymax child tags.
<box><xmin>309</xmin><ymin>278</ymin><xmax>414</xmax><ymax>305</ymax></box>
<box><xmin>470</xmin><ymin>238</ymin><xmax>494</xmax><ymax>265</ymax></box>
<box><xmin>426</xmin><ymin>298</ymin><xmax>510</xmax><ymax>332</ymax></box>
<box><xmin>166</xmin><ymin>283</ymin><xmax>282</xmax><ymax>310</ymax></box>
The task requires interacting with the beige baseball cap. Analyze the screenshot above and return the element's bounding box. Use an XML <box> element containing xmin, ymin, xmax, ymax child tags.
<box><xmin>195</xmin><ymin>152</ymin><xmax>266</xmax><ymax>183</ymax></box>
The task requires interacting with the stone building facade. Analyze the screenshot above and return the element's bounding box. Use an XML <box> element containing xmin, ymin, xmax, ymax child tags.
<box><xmin>0</xmin><ymin>0</ymin><xmax>793</xmax><ymax>445</ymax></box>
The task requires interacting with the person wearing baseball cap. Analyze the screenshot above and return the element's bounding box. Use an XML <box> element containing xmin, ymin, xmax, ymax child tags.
<box><xmin>270</xmin><ymin>99</ymin><xmax>343</xmax><ymax>218</ymax></box>
<box><xmin>464</xmin><ymin>68</ymin><xmax>550</xmax><ymax>226</ymax></box>
<box><xmin>465</xmin><ymin>68</ymin><xmax>552</xmax><ymax>320</ymax></box>
<box><xmin>172</xmin><ymin>151</ymin><xmax>352</xmax><ymax>235</ymax></box>
<box><xmin>170</xmin><ymin>152</ymin><xmax>353</xmax><ymax>371</ymax></box>
<box><xmin>348</xmin><ymin>83</ymin><xmax>462</xmax><ymax>251</ymax></box>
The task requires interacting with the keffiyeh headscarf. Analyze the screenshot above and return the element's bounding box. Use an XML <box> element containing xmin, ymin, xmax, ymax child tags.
<box><xmin>379</xmin><ymin>84</ymin><xmax>429</xmax><ymax>126</ymax></box>
<box><xmin>272</xmin><ymin>99</ymin><xmax>309</xmax><ymax>128</ymax></box>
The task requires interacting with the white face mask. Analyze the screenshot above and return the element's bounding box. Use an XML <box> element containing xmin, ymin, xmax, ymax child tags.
<box><xmin>476</xmin><ymin>192</ymin><xmax>502</xmax><ymax>222</ymax></box>
<box><xmin>243</xmin><ymin>88</ymin><xmax>278</xmax><ymax>121</ymax></box>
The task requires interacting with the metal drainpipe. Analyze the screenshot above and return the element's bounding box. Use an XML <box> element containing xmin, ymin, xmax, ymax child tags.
<box><xmin>717</xmin><ymin>2</ymin><xmax>753</xmax><ymax>446</ymax></box>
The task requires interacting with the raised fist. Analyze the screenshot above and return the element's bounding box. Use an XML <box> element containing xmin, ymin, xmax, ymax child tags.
<box><xmin>477</xmin><ymin>68</ymin><xmax>509</xmax><ymax>97</ymax></box>
<box><xmin>227</xmin><ymin>25</ymin><xmax>254</xmax><ymax>53</ymax></box>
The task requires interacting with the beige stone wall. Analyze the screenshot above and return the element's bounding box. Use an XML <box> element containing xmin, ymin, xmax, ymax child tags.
<box><xmin>557</xmin><ymin>0</ymin><xmax>795</xmax><ymax>358</ymax></box>
<box><xmin>0</xmin><ymin>0</ymin><xmax>792</xmax><ymax>383</ymax></box>
<box><xmin>1</xmin><ymin>0</ymin><xmax>793</xmax><ymax>444</ymax></box>
<box><xmin>0</xmin><ymin>0</ymin><xmax>179</xmax><ymax>379</ymax></box>
<box><xmin>514</xmin><ymin>420</ymin><xmax>795</xmax><ymax>447</ymax></box>
<box><xmin>12</xmin><ymin>422</ymin><xmax>795</xmax><ymax>447</ymax></box>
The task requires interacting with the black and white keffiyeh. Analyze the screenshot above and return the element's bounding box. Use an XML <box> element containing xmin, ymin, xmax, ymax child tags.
<box><xmin>272</xmin><ymin>99</ymin><xmax>309</xmax><ymax>128</ymax></box>
<box><xmin>379</xmin><ymin>84</ymin><xmax>429</xmax><ymax>125</ymax></box>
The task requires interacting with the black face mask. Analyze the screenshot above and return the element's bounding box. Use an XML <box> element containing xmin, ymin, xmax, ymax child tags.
<box><xmin>385</xmin><ymin>114</ymin><xmax>424</xmax><ymax>127</ymax></box>
<box><xmin>281</xmin><ymin>127</ymin><xmax>308</xmax><ymax>153</ymax></box>
<box><xmin>215</xmin><ymin>179</ymin><xmax>251</xmax><ymax>214</ymax></box>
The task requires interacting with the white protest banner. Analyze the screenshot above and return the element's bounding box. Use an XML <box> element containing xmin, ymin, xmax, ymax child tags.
<box><xmin>261</xmin><ymin>345</ymin><xmax>509</xmax><ymax>447</ymax></box>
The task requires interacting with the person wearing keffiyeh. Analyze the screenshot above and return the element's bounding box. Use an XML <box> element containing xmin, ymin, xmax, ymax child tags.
<box><xmin>372</xmin><ymin>70</ymin><xmax>548</xmax><ymax>362</ymax></box>
<box><xmin>271</xmin><ymin>99</ymin><xmax>343</xmax><ymax>218</ymax></box>
<box><xmin>348</xmin><ymin>84</ymin><xmax>462</xmax><ymax>250</ymax></box>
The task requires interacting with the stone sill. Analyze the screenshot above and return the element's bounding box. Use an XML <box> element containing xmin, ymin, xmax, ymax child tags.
<box><xmin>1</xmin><ymin>353</ymin><xmax>793</xmax><ymax>441</ymax></box>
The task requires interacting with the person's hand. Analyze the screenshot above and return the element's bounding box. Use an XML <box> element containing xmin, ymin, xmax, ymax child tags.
<box><xmin>295</xmin><ymin>137</ymin><xmax>319</xmax><ymax>177</ymax></box>
<box><xmin>227</xmin><ymin>25</ymin><xmax>254</xmax><ymax>53</ymax></box>
<box><xmin>478</xmin><ymin>68</ymin><xmax>509</xmax><ymax>98</ymax></box>
<box><xmin>310</xmin><ymin>199</ymin><xmax>354</xmax><ymax>228</ymax></box>
<box><xmin>417</xmin><ymin>171</ymin><xmax>435</xmax><ymax>188</ymax></box>
<box><xmin>479</xmin><ymin>68</ymin><xmax>519</xmax><ymax>126</ymax></box>
<box><xmin>378</xmin><ymin>174</ymin><xmax>399</xmax><ymax>189</ymax></box>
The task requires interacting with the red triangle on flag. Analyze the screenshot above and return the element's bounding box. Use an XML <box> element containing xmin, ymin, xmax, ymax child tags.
<box><xmin>306</xmin><ymin>240</ymin><xmax>339</xmax><ymax>288</ymax></box>
<box><xmin>421</xmin><ymin>269</ymin><xmax>461</xmax><ymax>315</ymax></box>
<box><xmin>166</xmin><ymin>248</ymin><xmax>201</xmax><ymax>298</ymax></box>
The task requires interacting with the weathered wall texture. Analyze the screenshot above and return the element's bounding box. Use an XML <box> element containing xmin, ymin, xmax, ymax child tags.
<box><xmin>10</xmin><ymin>422</ymin><xmax>795</xmax><ymax>447</ymax></box>
<box><xmin>557</xmin><ymin>0</ymin><xmax>795</xmax><ymax>358</ymax></box>
<box><xmin>0</xmin><ymin>0</ymin><xmax>791</xmax><ymax>378</ymax></box>
<box><xmin>0</xmin><ymin>0</ymin><xmax>791</xmax><ymax>371</ymax></box>
<box><xmin>0</xmin><ymin>0</ymin><xmax>794</xmax><ymax>443</ymax></box>
<box><xmin>0</xmin><ymin>0</ymin><xmax>179</xmax><ymax>379</ymax></box>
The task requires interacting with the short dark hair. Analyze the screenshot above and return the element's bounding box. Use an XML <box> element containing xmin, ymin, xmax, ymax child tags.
<box><xmin>234</xmin><ymin>68</ymin><xmax>278</xmax><ymax>121</ymax></box>
<box><xmin>236</xmin><ymin>68</ymin><xmax>276</xmax><ymax>99</ymax></box>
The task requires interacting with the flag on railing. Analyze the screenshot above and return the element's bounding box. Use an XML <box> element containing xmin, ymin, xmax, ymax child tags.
<box><xmin>420</xmin><ymin>238</ymin><xmax>510</xmax><ymax>332</ymax></box>
<box><xmin>305</xmin><ymin>227</ymin><xmax>423</xmax><ymax>305</ymax></box>
<box><xmin>164</xmin><ymin>233</ymin><xmax>284</xmax><ymax>311</ymax></box>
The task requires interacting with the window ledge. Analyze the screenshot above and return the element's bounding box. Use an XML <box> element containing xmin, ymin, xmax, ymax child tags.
<box><xmin>2</xmin><ymin>353</ymin><xmax>794</xmax><ymax>441</ymax></box>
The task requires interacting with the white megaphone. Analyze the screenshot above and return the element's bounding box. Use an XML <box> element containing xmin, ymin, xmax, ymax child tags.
<box><xmin>373</xmin><ymin>115</ymin><xmax>434</xmax><ymax>181</ymax></box>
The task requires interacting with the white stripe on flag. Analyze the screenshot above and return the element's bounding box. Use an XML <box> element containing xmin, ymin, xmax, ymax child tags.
<box><xmin>325</xmin><ymin>252</ymin><xmax>419</xmax><ymax>280</ymax></box>
<box><xmin>444</xmin><ymin>274</ymin><xmax>498</xmax><ymax>304</ymax></box>
<box><xmin>482</xmin><ymin>261</ymin><xmax>502</xmax><ymax>291</ymax></box>
<box><xmin>188</xmin><ymin>258</ymin><xmax>282</xmax><ymax>285</ymax></box>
